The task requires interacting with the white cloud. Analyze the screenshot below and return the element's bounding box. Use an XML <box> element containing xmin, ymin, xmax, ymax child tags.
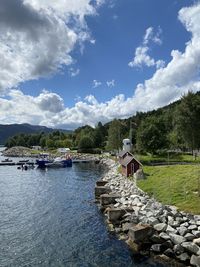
<box><xmin>128</xmin><ymin>27</ymin><xmax>164</xmax><ymax>69</ymax></box>
<box><xmin>106</xmin><ymin>79</ymin><xmax>115</xmax><ymax>87</ymax></box>
<box><xmin>1</xmin><ymin>3</ymin><xmax>200</xmax><ymax>130</ymax></box>
<box><xmin>0</xmin><ymin>0</ymin><xmax>102</xmax><ymax>94</ymax></box>
<box><xmin>92</xmin><ymin>80</ymin><xmax>102</xmax><ymax>88</ymax></box>
<box><xmin>69</xmin><ymin>68</ymin><xmax>80</xmax><ymax>77</ymax></box>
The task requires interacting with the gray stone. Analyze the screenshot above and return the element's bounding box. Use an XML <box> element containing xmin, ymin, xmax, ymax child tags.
<box><xmin>154</xmin><ymin>223</ymin><xmax>167</xmax><ymax>232</ymax></box>
<box><xmin>100</xmin><ymin>194</ymin><xmax>121</xmax><ymax>206</ymax></box>
<box><xmin>192</xmin><ymin>231</ymin><xmax>200</xmax><ymax>238</ymax></box>
<box><xmin>185</xmin><ymin>233</ymin><xmax>195</xmax><ymax>241</ymax></box>
<box><xmin>159</xmin><ymin>232</ymin><xmax>170</xmax><ymax>240</ymax></box>
<box><xmin>169</xmin><ymin>233</ymin><xmax>186</xmax><ymax>245</ymax></box>
<box><xmin>150</xmin><ymin>234</ymin><xmax>165</xmax><ymax>244</ymax></box>
<box><xmin>190</xmin><ymin>255</ymin><xmax>200</xmax><ymax>267</ymax></box>
<box><xmin>188</xmin><ymin>225</ymin><xmax>198</xmax><ymax>230</ymax></box>
<box><xmin>164</xmin><ymin>248</ymin><xmax>175</xmax><ymax>258</ymax></box>
<box><xmin>128</xmin><ymin>224</ymin><xmax>153</xmax><ymax>243</ymax></box>
<box><xmin>166</xmin><ymin>225</ymin><xmax>177</xmax><ymax>234</ymax></box>
<box><xmin>173</xmin><ymin>244</ymin><xmax>184</xmax><ymax>255</ymax></box>
<box><xmin>151</xmin><ymin>244</ymin><xmax>163</xmax><ymax>253</ymax></box>
<box><xmin>181</xmin><ymin>242</ymin><xmax>200</xmax><ymax>255</ymax></box>
<box><xmin>178</xmin><ymin>226</ymin><xmax>188</xmax><ymax>236</ymax></box>
<box><xmin>108</xmin><ymin>209</ymin><xmax>126</xmax><ymax>223</ymax></box>
<box><xmin>193</xmin><ymin>238</ymin><xmax>200</xmax><ymax>246</ymax></box>
<box><xmin>96</xmin><ymin>180</ymin><xmax>108</xmax><ymax>186</ymax></box>
<box><xmin>147</xmin><ymin>217</ymin><xmax>159</xmax><ymax>226</ymax></box>
<box><xmin>95</xmin><ymin>186</ymin><xmax>111</xmax><ymax>197</ymax></box>
<box><xmin>122</xmin><ymin>222</ymin><xmax>135</xmax><ymax>233</ymax></box>
<box><xmin>177</xmin><ymin>252</ymin><xmax>190</xmax><ymax>262</ymax></box>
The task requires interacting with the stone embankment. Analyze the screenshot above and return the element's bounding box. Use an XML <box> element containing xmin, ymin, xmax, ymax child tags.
<box><xmin>96</xmin><ymin>158</ymin><xmax>200</xmax><ymax>267</ymax></box>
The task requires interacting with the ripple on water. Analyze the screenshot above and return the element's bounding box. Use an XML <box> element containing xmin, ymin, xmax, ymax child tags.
<box><xmin>0</xmin><ymin>163</ymin><xmax>167</xmax><ymax>267</ymax></box>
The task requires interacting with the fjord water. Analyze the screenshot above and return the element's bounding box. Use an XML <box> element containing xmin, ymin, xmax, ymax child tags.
<box><xmin>0</xmin><ymin>161</ymin><xmax>165</xmax><ymax>267</ymax></box>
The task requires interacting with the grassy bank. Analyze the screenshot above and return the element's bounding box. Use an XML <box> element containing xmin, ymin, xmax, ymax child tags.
<box><xmin>137</xmin><ymin>165</ymin><xmax>200</xmax><ymax>214</ymax></box>
<box><xmin>136</xmin><ymin>153</ymin><xmax>200</xmax><ymax>165</ymax></box>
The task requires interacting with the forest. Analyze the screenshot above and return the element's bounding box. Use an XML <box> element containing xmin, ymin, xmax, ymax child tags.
<box><xmin>5</xmin><ymin>91</ymin><xmax>200</xmax><ymax>154</ymax></box>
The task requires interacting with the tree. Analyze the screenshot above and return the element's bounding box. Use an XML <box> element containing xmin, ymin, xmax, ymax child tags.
<box><xmin>136</xmin><ymin>116</ymin><xmax>168</xmax><ymax>154</ymax></box>
<box><xmin>106</xmin><ymin>119</ymin><xmax>122</xmax><ymax>151</ymax></box>
<box><xmin>174</xmin><ymin>91</ymin><xmax>200</xmax><ymax>152</ymax></box>
<box><xmin>78</xmin><ymin>136</ymin><xmax>94</xmax><ymax>150</ymax></box>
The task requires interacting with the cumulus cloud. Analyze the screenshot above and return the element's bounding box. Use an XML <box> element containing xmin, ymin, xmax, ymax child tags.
<box><xmin>69</xmin><ymin>68</ymin><xmax>80</xmax><ymax>77</ymax></box>
<box><xmin>92</xmin><ymin>80</ymin><xmax>102</xmax><ymax>88</ymax></box>
<box><xmin>0</xmin><ymin>0</ymin><xmax>101</xmax><ymax>94</ymax></box>
<box><xmin>128</xmin><ymin>27</ymin><xmax>165</xmax><ymax>69</ymax></box>
<box><xmin>106</xmin><ymin>80</ymin><xmax>115</xmax><ymax>87</ymax></box>
<box><xmin>1</xmin><ymin>3</ymin><xmax>200</xmax><ymax>130</ymax></box>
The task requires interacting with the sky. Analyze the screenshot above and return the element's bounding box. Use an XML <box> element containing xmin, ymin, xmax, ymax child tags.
<box><xmin>0</xmin><ymin>0</ymin><xmax>200</xmax><ymax>129</ymax></box>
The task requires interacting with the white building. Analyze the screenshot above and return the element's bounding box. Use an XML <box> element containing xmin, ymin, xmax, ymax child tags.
<box><xmin>57</xmin><ymin>148</ymin><xmax>70</xmax><ymax>154</ymax></box>
<box><xmin>122</xmin><ymin>139</ymin><xmax>132</xmax><ymax>152</ymax></box>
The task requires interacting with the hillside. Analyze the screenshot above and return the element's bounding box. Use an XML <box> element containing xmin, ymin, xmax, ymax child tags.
<box><xmin>0</xmin><ymin>123</ymin><xmax>71</xmax><ymax>144</ymax></box>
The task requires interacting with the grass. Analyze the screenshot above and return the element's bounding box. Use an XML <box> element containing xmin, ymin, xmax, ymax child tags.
<box><xmin>137</xmin><ymin>165</ymin><xmax>200</xmax><ymax>214</ymax></box>
<box><xmin>136</xmin><ymin>152</ymin><xmax>200</xmax><ymax>165</ymax></box>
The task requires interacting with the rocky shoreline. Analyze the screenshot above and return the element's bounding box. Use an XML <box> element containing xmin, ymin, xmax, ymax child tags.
<box><xmin>96</xmin><ymin>158</ymin><xmax>200</xmax><ymax>267</ymax></box>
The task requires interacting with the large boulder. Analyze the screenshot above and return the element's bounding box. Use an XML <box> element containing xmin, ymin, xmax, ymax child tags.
<box><xmin>128</xmin><ymin>224</ymin><xmax>153</xmax><ymax>243</ymax></box>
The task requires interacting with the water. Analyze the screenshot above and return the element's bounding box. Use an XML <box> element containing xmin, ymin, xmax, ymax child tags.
<box><xmin>0</xmin><ymin>153</ymin><xmax>166</xmax><ymax>266</ymax></box>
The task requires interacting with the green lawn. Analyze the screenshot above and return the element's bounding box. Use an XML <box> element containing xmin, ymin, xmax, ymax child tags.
<box><xmin>136</xmin><ymin>152</ymin><xmax>200</xmax><ymax>165</ymax></box>
<box><xmin>137</xmin><ymin>165</ymin><xmax>200</xmax><ymax>214</ymax></box>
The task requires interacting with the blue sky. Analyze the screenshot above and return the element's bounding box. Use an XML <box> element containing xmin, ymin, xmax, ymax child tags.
<box><xmin>0</xmin><ymin>0</ymin><xmax>199</xmax><ymax>129</ymax></box>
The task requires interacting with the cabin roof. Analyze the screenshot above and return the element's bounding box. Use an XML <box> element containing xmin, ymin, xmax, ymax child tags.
<box><xmin>121</xmin><ymin>155</ymin><xmax>143</xmax><ymax>167</ymax></box>
<box><xmin>118</xmin><ymin>150</ymin><xmax>133</xmax><ymax>158</ymax></box>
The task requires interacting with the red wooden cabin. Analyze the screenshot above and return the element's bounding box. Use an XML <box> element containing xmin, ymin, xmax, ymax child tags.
<box><xmin>121</xmin><ymin>155</ymin><xmax>142</xmax><ymax>177</ymax></box>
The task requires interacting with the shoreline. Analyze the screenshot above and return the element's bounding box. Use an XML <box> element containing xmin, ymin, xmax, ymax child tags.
<box><xmin>96</xmin><ymin>158</ymin><xmax>200</xmax><ymax>267</ymax></box>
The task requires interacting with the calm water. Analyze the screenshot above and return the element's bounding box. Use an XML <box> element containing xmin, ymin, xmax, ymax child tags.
<box><xmin>0</xmin><ymin>153</ymin><xmax>166</xmax><ymax>266</ymax></box>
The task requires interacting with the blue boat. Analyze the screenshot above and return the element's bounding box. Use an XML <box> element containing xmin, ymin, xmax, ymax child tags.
<box><xmin>36</xmin><ymin>158</ymin><xmax>53</xmax><ymax>168</ymax></box>
<box><xmin>46</xmin><ymin>157</ymin><xmax>72</xmax><ymax>168</ymax></box>
<box><xmin>36</xmin><ymin>156</ymin><xmax>72</xmax><ymax>168</ymax></box>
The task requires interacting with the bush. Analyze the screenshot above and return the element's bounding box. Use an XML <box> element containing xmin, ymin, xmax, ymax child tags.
<box><xmin>77</xmin><ymin>148</ymin><xmax>101</xmax><ymax>154</ymax></box>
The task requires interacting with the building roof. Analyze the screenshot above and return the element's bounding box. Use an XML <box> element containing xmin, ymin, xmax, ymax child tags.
<box><xmin>121</xmin><ymin>155</ymin><xmax>143</xmax><ymax>167</ymax></box>
<box><xmin>118</xmin><ymin>150</ymin><xmax>133</xmax><ymax>158</ymax></box>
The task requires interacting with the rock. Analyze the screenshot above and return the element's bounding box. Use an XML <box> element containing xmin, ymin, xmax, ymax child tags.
<box><xmin>169</xmin><ymin>233</ymin><xmax>186</xmax><ymax>245</ymax></box>
<box><xmin>95</xmin><ymin>186</ymin><xmax>111</xmax><ymax>197</ymax></box>
<box><xmin>192</xmin><ymin>231</ymin><xmax>200</xmax><ymax>238</ymax></box>
<box><xmin>159</xmin><ymin>232</ymin><xmax>170</xmax><ymax>241</ymax></box>
<box><xmin>96</xmin><ymin>180</ymin><xmax>108</xmax><ymax>186</ymax></box>
<box><xmin>166</xmin><ymin>225</ymin><xmax>177</xmax><ymax>234</ymax></box>
<box><xmin>154</xmin><ymin>223</ymin><xmax>167</xmax><ymax>232</ymax></box>
<box><xmin>184</xmin><ymin>233</ymin><xmax>195</xmax><ymax>241</ymax></box>
<box><xmin>122</xmin><ymin>222</ymin><xmax>135</xmax><ymax>233</ymax></box>
<box><xmin>134</xmin><ymin>169</ymin><xmax>145</xmax><ymax>180</ymax></box>
<box><xmin>193</xmin><ymin>238</ymin><xmax>200</xmax><ymax>246</ymax></box>
<box><xmin>178</xmin><ymin>226</ymin><xmax>188</xmax><ymax>236</ymax></box>
<box><xmin>107</xmin><ymin>209</ymin><xmax>126</xmax><ymax>223</ymax></box>
<box><xmin>128</xmin><ymin>224</ymin><xmax>153</xmax><ymax>243</ymax></box>
<box><xmin>100</xmin><ymin>194</ymin><xmax>121</xmax><ymax>206</ymax></box>
<box><xmin>177</xmin><ymin>252</ymin><xmax>190</xmax><ymax>262</ymax></box>
<box><xmin>190</xmin><ymin>255</ymin><xmax>200</xmax><ymax>267</ymax></box>
<box><xmin>181</xmin><ymin>242</ymin><xmax>200</xmax><ymax>254</ymax></box>
<box><xmin>188</xmin><ymin>225</ymin><xmax>198</xmax><ymax>231</ymax></box>
<box><xmin>173</xmin><ymin>244</ymin><xmax>185</xmax><ymax>255</ymax></box>
<box><xmin>164</xmin><ymin>248</ymin><xmax>175</xmax><ymax>258</ymax></box>
<box><xmin>151</xmin><ymin>244</ymin><xmax>163</xmax><ymax>253</ymax></box>
<box><xmin>150</xmin><ymin>234</ymin><xmax>165</xmax><ymax>244</ymax></box>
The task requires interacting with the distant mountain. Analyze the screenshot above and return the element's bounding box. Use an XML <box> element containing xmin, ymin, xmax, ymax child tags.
<box><xmin>0</xmin><ymin>123</ymin><xmax>71</xmax><ymax>144</ymax></box>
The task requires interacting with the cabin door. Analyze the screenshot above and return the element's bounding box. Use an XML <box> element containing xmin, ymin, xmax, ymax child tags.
<box><xmin>131</xmin><ymin>163</ymin><xmax>134</xmax><ymax>174</ymax></box>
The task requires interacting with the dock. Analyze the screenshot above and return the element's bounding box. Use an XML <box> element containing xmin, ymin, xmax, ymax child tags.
<box><xmin>0</xmin><ymin>162</ymin><xmax>35</xmax><ymax>166</ymax></box>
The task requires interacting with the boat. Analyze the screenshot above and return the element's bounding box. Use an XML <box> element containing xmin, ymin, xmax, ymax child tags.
<box><xmin>36</xmin><ymin>155</ymin><xmax>72</xmax><ymax>168</ymax></box>
<box><xmin>36</xmin><ymin>157</ymin><xmax>53</xmax><ymax>168</ymax></box>
<box><xmin>1</xmin><ymin>158</ymin><xmax>13</xmax><ymax>163</ymax></box>
<box><xmin>46</xmin><ymin>157</ymin><xmax>72</xmax><ymax>168</ymax></box>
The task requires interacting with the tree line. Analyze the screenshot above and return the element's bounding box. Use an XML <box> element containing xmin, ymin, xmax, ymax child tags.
<box><xmin>6</xmin><ymin>92</ymin><xmax>200</xmax><ymax>154</ymax></box>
